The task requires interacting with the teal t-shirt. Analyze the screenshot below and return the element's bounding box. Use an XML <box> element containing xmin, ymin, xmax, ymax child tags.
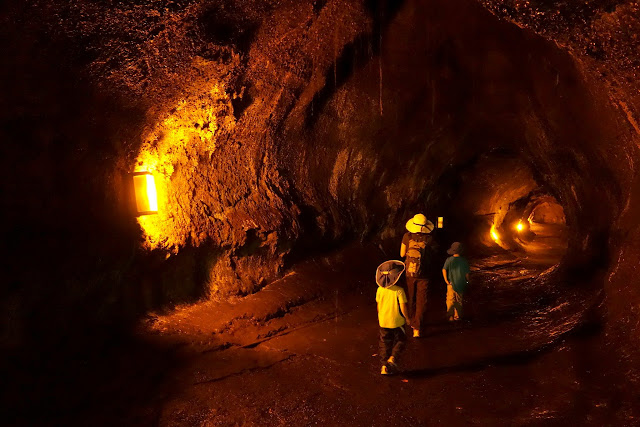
<box><xmin>443</xmin><ymin>256</ymin><xmax>470</xmax><ymax>293</ymax></box>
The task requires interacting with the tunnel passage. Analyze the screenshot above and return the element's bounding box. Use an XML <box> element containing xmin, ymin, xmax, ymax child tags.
<box><xmin>518</xmin><ymin>195</ymin><xmax>569</xmax><ymax>256</ymax></box>
<box><xmin>2</xmin><ymin>0</ymin><xmax>640</xmax><ymax>393</ymax></box>
<box><xmin>432</xmin><ymin>151</ymin><xmax>569</xmax><ymax>266</ymax></box>
<box><xmin>274</xmin><ymin>0</ymin><xmax>626</xmax><ymax>281</ymax></box>
<box><xmin>528</xmin><ymin>197</ymin><xmax>566</xmax><ymax>226</ymax></box>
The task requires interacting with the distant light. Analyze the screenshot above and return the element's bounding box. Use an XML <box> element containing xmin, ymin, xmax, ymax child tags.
<box><xmin>490</xmin><ymin>225</ymin><xmax>499</xmax><ymax>242</ymax></box>
<box><xmin>437</xmin><ymin>217</ymin><xmax>444</xmax><ymax>229</ymax></box>
<box><xmin>516</xmin><ymin>221</ymin><xmax>524</xmax><ymax>232</ymax></box>
<box><xmin>133</xmin><ymin>172</ymin><xmax>158</xmax><ymax>215</ymax></box>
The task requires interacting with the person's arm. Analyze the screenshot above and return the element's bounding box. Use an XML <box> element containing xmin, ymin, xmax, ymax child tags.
<box><xmin>442</xmin><ymin>268</ymin><xmax>450</xmax><ymax>286</ymax></box>
<box><xmin>400</xmin><ymin>302</ymin><xmax>411</xmax><ymax>326</ymax></box>
<box><xmin>400</xmin><ymin>233</ymin><xmax>409</xmax><ymax>257</ymax></box>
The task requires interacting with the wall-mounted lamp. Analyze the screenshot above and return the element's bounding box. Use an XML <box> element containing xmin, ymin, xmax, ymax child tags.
<box><xmin>132</xmin><ymin>171</ymin><xmax>158</xmax><ymax>216</ymax></box>
<box><xmin>516</xmin><ymin>221</ymin><xmax>524</xmax><ymax>232</ymax></box>
<box><xmin>437</xmin><ymin>217</ymin><xmax>444</xmax><ymax>229</ymax></box>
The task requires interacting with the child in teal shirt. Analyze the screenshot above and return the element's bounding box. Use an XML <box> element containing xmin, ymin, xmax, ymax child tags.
<box><xmin>442</xmin><ymin>242</ymin><xmax>470</xmax><ymax>321</ymax></box>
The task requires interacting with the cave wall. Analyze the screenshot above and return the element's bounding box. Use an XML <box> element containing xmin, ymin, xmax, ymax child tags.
<box><xmin>277</xmin><ymin>0</ymin><xmax>635</xmax><ymax>260</ymax></box>
<box><xmin>2</xmin><ymin>0</ymin><xmax>640</xmax><ymax>380</ymax></box>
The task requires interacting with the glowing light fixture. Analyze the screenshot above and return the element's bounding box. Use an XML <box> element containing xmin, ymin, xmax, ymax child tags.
<box><xmin>516</xmin><ymin>221</ymin><xmax>524</xmax><ymax>232</ymax></box>
<box><xmin>437</xmin><ymin>217</ymin><xmax>444</xmax><ymax>229</ymax></box>
<box><xmin>132</xmin><ymin>171</ymin><xmax>158</xmax><ymax>215</ymax></box>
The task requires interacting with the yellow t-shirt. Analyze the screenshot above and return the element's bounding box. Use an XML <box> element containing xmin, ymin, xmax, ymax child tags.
<box><xmin>376</xmin><ymin>285</ymin><xmax>407</xmax><ymax>329</ymax></box>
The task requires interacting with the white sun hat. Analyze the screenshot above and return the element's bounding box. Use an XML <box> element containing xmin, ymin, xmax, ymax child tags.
<box><xmin>405</xmin><ymin>213</ymin><xmax>435</xmax><ymax>234</ymax></box>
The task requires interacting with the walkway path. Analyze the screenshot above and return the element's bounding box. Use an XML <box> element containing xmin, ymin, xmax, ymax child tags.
<box><xmin>129</xmin><ymin>243</ymin><xmax>625</xmax><ymax>426</ymax></box>
<box><xmin>19</xmin><ymin>242</ymin><xmax>632</xmax><ymax>425</ymax></box>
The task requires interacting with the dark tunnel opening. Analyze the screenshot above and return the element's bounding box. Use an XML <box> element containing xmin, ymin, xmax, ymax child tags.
<box><xmin>2</xmin><ymin>0</ymin><xmax>640</xmax><ymax>424</ymax></box>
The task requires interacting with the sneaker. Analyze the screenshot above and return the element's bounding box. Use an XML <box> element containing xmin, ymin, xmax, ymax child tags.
<box><xmin>387</xmin><ymin>357</ymin><xmax>399</xmax><ymax>374</ymax></box>
<box><xmin>381</xmin><ymin>365</ymin><xmax>389</xmax><ymax>375</ymax></box>
<box><xmin>412</xmin><ymin>328</ymin><xmax>420</xmax><ymax>338</ymax></box>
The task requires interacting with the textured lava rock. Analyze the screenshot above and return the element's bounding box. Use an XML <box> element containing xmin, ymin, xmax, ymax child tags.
<box><xmin>2</xmin><ymin>0</ymin><xmax>640</xmax><ymax>385</ymax></box>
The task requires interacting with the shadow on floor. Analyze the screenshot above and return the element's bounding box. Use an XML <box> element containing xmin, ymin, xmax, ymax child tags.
<box><xmin>403</xmin><ymin>342</ymin><xmax>555</xmax><ymax>379</ymax></box>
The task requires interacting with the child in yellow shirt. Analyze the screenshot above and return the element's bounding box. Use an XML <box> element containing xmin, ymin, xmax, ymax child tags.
<box><xmin>376</xmin><ymin>260</ymin><xmax>411</xmax><ymax>375</ymax></box>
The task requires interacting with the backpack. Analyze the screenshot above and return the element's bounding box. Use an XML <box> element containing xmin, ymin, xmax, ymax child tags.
<box><xmin>405</xmin><ymin>233</ymin><xmax>431</xmax><ymax>277</ymax></box>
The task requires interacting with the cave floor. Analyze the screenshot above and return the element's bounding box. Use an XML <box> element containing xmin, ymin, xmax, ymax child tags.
<box><xmin>15</xmin><ymin>242</ymin><xmax>637</xmax><ymax>426</ymax></box>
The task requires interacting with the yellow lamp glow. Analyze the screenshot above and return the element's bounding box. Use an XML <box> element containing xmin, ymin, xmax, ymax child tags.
<box><xmin>132</xmin><ymin>172</ymin><xmax>158</xmax><ymax>215</ymax></box>
<box><xmin>516</xmin><ymin>221</ymin><xmax>524</xmax><ymax>232</ymax></box>
<box><xmin>437</xmin><ymin>217</ymin><xmax>444</xmax><ymax>229</ymax></box>
<box><xmin>490</xmin><ymin>225</ymin><xmax>499</xmax><ymax>242</ymax></box>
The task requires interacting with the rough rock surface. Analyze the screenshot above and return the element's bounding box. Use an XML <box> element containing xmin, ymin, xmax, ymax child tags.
<box><xmin>2</xmin><ymin>0</ymin><xmax>640</xmax><ymax>385</ymax></box>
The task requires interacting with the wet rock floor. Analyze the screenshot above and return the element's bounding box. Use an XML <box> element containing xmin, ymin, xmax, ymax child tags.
<box><xmin>8</xmin><ymin>238</ymin><xmax>639</xmax><ymax>426</ymax></box>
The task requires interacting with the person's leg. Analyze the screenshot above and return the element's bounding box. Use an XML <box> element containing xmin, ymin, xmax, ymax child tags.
<box><xmin>406</xmin><ymin>277</ymin><xmax>422</xmax><ymax>336</ymax></box>
<box><xmin>452</xmin><ymin>291</ymin><xmax>463</xmax><ymax>320</ymax></box>
<box><xmin>379</xmin><ymin>328</ymin><xmax>393</xmax><ymax>365</ymax></box>
<box><xmin>413</xmin><ymin>278</ymin><xmax>428</xmax><ymax>331</ymax></box>
<box><xmin>446</xmin><ymin>284</ymin><xmax>455</xmax><ymax>321</ymax></box>
<box><xmin>390</xmin><ymin>326</ymin><xmax>407</xmax><ymax>363</ymax></box>
<box><xmin>406</xmin><ymin>276</ymin><xmax>417</xmax><ymax>324</ymax></box>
